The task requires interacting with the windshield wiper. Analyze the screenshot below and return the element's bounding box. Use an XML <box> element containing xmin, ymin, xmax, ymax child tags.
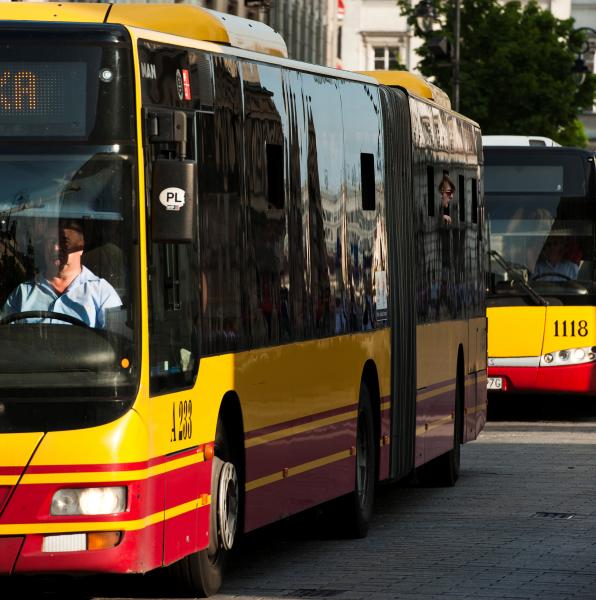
<box><xmin>489</xmin><ymin>250</ymin><xmax>548</xmax><ymax>306</ymax></box>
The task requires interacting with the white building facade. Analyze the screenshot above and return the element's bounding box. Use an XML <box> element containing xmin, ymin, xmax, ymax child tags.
<box><xmin>338</xmin><ymin>0</ymin><xmax>417</xmax><ymax>72</ymax></box>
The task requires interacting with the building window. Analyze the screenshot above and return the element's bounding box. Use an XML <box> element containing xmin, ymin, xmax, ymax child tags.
<box><xmin>373</xmin><ymin>46</ymin><xmax>400</xmax><ymax>70</ymax></box>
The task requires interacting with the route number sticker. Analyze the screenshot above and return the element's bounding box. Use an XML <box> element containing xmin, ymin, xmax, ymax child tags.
<box><xmin>171</xmin><ymin>399</ymin><xmax>193</xmax><ymax>442</ymax></box>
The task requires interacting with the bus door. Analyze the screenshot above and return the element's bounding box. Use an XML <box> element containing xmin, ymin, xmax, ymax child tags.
<box><xmin>140</xmin><ymin>40</ymin><xmax>205</xmax><ymax>565</ymax></box>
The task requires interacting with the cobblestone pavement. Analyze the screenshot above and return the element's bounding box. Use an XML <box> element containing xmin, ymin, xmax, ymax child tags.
<box><xmin>5</xmin><ymin>400</ymin><xmax>596</xmax><ymax>600</ymax></box>
<box><xmin>215</xmin><ymin>404</ymin><xmax>596</xmax><ymax>600</ymax></box>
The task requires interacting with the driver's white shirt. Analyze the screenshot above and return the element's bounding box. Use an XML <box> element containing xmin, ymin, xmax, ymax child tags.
<box><xmin>0</xmin><ymin>266</ymin><xmax>121</xmax><ymax>328</ymax></box>
<box><xmin>533</xmin><ymin>258</ymin><xmax>579</xmax><ymax>281</ymax></box>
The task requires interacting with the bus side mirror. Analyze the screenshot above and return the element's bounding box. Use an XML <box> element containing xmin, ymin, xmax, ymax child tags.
<box><xmin>151</xmin><ymin>158</ymin><xmax>197</xmax><ymax>243</ymax></box>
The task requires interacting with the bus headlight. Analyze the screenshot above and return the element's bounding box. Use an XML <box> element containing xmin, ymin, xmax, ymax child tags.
<box><xmin>540</xmin><ymin>346</ymin><xmax>596</xmax><ymax>367</ymax></box>
<box><xmin>51</xmin><ymin>487</ymin><xmax>127</xmax><ymax>516</ymax></box>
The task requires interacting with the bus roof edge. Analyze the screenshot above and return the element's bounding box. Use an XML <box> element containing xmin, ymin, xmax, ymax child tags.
<box><xmin>357</xmin><ymin>70</ymin><xmax>452</xmax><ymax>110</ymax></box>
<box><xmin>0</xmin><ymin>2</ymin><xmax>289</xmax><ymax>59</ymax></box>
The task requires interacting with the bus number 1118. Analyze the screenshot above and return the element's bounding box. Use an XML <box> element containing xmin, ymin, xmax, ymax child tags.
<box><xmin>554</xmin><ymin>320</ymin><xmax>588</xmax><ymax>337</ymax></box>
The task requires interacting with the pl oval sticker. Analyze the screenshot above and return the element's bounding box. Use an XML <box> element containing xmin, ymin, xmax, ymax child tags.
<box><xmin>159</xmin><ymin>187</ymin><xmax>186</xmax><ymax>211</ymax></box>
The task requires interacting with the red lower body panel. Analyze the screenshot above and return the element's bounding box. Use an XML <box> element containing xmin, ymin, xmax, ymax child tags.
<box><xmin>0</xmin><ymin>537</ymin><xmax>24</xmax><ymax>574</ymax></box>
<box><xmin>1</xmin><ymin>449</ymin><xmax>212</xmax><ymax>575</ymax></box>
<box><xmin>13</xmin><ymin>522</ymin><xmax>162</xmax><ymax>574</ymax></box>
<box><xmin>489</xmin><ymin>362</ymin><xmax>596</xmax><ymax>395</ymax></box>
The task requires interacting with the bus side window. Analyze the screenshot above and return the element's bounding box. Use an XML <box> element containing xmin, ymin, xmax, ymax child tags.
<box><xmin>458</xmin><ymin>174</ymin><xmax>465</xmax><ymax>222</ymax></box>
<box><xmin>472</xmin><ymin>178</ymin><xmax>478</xmax><ymax>224</ymax></box>
<box><xmin>427</xmin><ymin>165</ymin><xmax>435</xmax><ymax>217</ymax></box>
<box><xmin>361</xmin><ymin>153</ymin><xmax>375</xmax><ymax>211</ymax></box>
<box><xmin>243</xmin><ymin>62</ymin><xmax>288</xmax><ymax>348</ymax></box>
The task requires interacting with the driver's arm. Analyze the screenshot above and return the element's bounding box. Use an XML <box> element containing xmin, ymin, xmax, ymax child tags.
<box><xmin>95</xmin><ymin>281</ymin><xmax>122</xmax><ymax>329</ymax></box>
<box><xmin>0</xmin><ymin>286</ymin><xmax>21</xmax><ymax>319</ymax></box>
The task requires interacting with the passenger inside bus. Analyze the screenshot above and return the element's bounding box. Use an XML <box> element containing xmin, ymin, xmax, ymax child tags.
<box><xmin>0</xmin><ymin>218</ymin><xmax>121</xmax><ymax>328</ymax></box>
<box><xmin>532</xmin><ymin>236</ymin><xmax>580</xmax><ymax>281</ymax></box>
<box><xmin>439</xmin><ymin>174</ymin><xmax>455</xmax><ymax>225</ymax></box>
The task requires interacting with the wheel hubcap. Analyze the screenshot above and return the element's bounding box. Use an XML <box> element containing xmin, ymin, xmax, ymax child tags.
<box><xmin>218</xmin><ymin>461</ymin><xmax>238</xmax><ymax>551</ymax></box>
<box><xmin>356</xmin><ymin>412</ymin><xmax>369</xmax><ymax>507</ymax></box>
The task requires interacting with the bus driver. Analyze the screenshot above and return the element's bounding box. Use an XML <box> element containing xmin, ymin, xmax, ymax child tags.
<box><xmin>0</xmin><ymin>218</ymin><xmax>121</xmax><ymax>328</ymax></box>
<box><xmin>532</xmin><ymin>236</ymin><xmax>579</xmax><ymax>281</ymax></box>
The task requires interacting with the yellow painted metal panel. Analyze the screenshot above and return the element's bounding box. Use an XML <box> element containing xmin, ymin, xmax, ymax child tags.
<box><xmin>30</xmin><ymin>409</ymin><xmax>148</xmax><ymax>467</ymax></box>
<box><xmin>357</xmin><ymin>70</ymin><xmax>452</xmax><ymax>110</ymax></box>
<box><xmin>487</xmin><ymin>306</ymin><xmax>546</xmax><ymax>357</ymax></box>
<box><xmin>542</xmin><ymin>306</ymin><xmax>596</xmax><ymax>354</ymax></box>
<box><xmin>0</xmin><ymin>3</ymin><xmax>109</xmax><ymax>22</ymax></box>
<box><xmin>416</xmin><ymin>320</ymin><xmax>467</xmax><ymax>389</ymax></box>
<box><xmin>468</xmin><ymin>315</ymin><xmax>487</xmax><ymax>372</ymax></box>
<box><xmin>240</xmin><ymin>330</ymin><xmax>390</xmax><ymax>434</ymax></box>
<box><xmin>108</xmin><ymin>4</ymin><xmax>229</xmax><ymax>45</ymax></box>
<box><xmin>0</xmin><ymin>432</ymin><xmax>43</xmax><ymax>484</ymax></box>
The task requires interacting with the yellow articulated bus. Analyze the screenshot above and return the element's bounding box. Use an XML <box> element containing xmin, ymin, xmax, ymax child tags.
<box><xmin>0</xmin><ymin>4</ymin><xmax>486</xmax><ymax>595</ymax></box>
<box><xmin>484</xmin><ymin>137</ymin><xmax>596</xmax><ymax>396</ymax></box>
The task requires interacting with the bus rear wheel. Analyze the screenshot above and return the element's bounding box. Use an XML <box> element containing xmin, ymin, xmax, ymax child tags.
<box><xmin>335</xmin><ymin>382</ymin><xmax>376</xmax><ymax>538</ymax></box>
<box><xmin>176</xmin><ymin>424</ymin><xmax>239</xmax><ymax>597</ymax></box>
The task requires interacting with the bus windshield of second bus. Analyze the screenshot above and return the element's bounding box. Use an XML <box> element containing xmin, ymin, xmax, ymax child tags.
<box><xmin>486</xmin><ymin>147</ymin><xmax>596</xmax><ymax>300</ymax></box>
<box><xmin>0</xmin><ymin>28</ymin><xmax>139</xmax><ymax>433</ymax></box>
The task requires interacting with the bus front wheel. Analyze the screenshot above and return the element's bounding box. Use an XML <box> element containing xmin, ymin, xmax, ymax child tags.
<box><xmin>176</xmin><ymin>423</ymin><xmax>239</xmax><ymax>597</ymax></box>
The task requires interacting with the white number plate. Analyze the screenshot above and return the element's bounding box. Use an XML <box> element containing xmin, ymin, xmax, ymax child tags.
<box><xmin>487</xmin><ymin>377</ymin><xmax>503</xmax><ymax>390</ymax></box>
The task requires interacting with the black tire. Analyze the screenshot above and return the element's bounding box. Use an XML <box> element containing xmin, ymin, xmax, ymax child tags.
<box><xmin>418</xmin><ymin>372</ymin><xmax>463</xmax><ymax>487</ymax></box>
<box><xmin>174</xmin><ymin>421</ymin><xmax>239</xmax><ymax>597</ymax></box>
<box><xmin>335</xmin><ymin>382</ymin><xmax>376</xmax><ymax>539</ymax></box>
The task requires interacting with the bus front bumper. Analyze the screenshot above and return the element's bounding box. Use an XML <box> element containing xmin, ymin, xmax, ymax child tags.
<box><xmin>488</xmin><ymin>361</ymin><xmax>596</xmax><ymax>395</ymax></box>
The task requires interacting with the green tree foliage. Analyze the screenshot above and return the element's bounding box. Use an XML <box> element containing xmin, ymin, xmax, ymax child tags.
<box><xmin>397</xmin><ymin>0</ymin><xmax>596</xmax><ymax>146</ymax></box>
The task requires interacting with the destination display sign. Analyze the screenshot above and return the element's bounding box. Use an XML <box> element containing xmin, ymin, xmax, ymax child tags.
<box><xmin>0</xmin><ymin>62</ymin><xmax>87</xmax><ymax>136</ymax></box>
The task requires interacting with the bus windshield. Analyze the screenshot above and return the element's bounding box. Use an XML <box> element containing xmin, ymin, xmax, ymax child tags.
<box><xmin>0</xmin><ymin>32</ymin><xmax>139</xmax><ymax>433</ymax></box>
<box><xmin>485</xmin><ymin>149</ymin><xmax>596</xmax><ymax>299</ymax></box>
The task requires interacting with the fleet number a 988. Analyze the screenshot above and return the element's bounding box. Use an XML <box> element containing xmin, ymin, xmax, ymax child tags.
<box><xmin>553</xmin><ymin>320</ymin><xmax>588</xmax><ymax>337</ymax></box>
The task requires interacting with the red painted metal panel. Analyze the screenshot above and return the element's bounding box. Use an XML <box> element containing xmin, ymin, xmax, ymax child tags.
<box><xmin>163</xmin><ymin>459</ymin><xmax>211</xmax><ymax>565</ymax></box>
<box><xmin>14</xmin><ymin>523</ymin><xmax>163</xmax><ymax>574</ymax></box>
<box><xmin>3</xmin><ymin>449</ymin><xmax>211</xmax><ymax>574</ymax></box>
<box><xmin>0</xmin><ymin>537</ymin><xmax>24</xmax><ymax>574</ymax></box>
<box><xmin>489</xmin><ymin>362</ymin><xmax>596</xmax><ymax>395</ymax></box>
<box><xmin>245</xmin><ymin>419</ymin><xmax>355</xmax><ymax>482</ymax></box>
<box><xmin>1</xmin><ymin>477</ymin><xmax>162</xmax><ymax>525</ymax></box>
<box><xmin>415</xmin><ymin>378</ymin><xmax>456</xmax><ymax>467</ymax></box>
<box><xmin>244</xmin><ymin>456</ymin><xmax>355</xmax><ymax>532</ymax></box>
<box><xmin>424</xmin><ymin>422</ymin><xmax>454</xmax><ymax>463</ymax></box>
<box><xmin>163</xmin><ymin>505</ymin><xmax>210</xmax><ymax>567</ymax></box>
<box><xmin>0</xmin><ymin>486</ymin><xmax>12</xmax><ymax>515</ymax></box>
